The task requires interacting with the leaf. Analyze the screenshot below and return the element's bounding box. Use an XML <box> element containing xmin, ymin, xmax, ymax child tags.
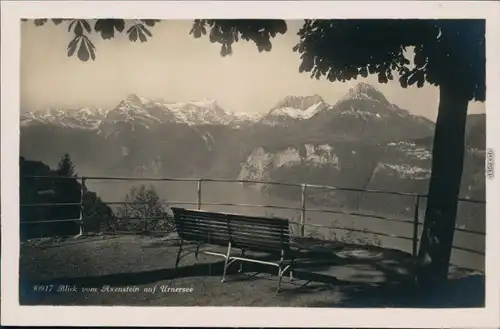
<box><xmin>399</xmin><ymin>66</ymin><xmax>410</xmax><ymax>89</ymax></box>
<box><xmin>137</xmin><ymin>29</ymin><xmax>147</xmax><ymax>43</ymax></box>
<box><xmin>415</xmin><ymin>70</ymin><xmax>425</xmax><ymax>88</ymax></box>
<box><xmin>139</xmin><ymin>25</ymin><xmax>152</xmax><ymax>37</ymax></box>
<box><xmin>408</xmin><ymin>71</ymin><xmax>419</xmax><ymax>86</ymax></box>
<box><xmin>193</xmin><ymin>26</ymin><xmax>202</xmax><ymax>38</ymax></box>
<box><xmin>416</xmin><ymin>77</ymin><xmax>425</xmax><ymax>88</ymax></box>
<box><xmin>414</xmin><ymin>46</ymin><xmax>426</xmax><ymax>67</ymax></box>
<box><xmin>114</xmin><ymin>19</ymin><xmax>125</xmax><ymax>32</ymax></box>
<box><xmin>129</xmin><ymin>27</ymin><xmax>139</xmax><ymax>42</ymax></box>
<box><xmin>74</xmin><ymin>21</ymin><xmax>83</xmax><ymax>36</ymax></box>
<box><xmin>34</xmin><ymin>19</ymin><xmax>48</xmax><ymax>26</ymax></box>
<box><xmin>263</xmin><ymin>41</ymin><xmax>272</xmax><ymax>52</ymax></box>
<box><xmin>67</xmin><ymin>36</ymin><xmax>79</xmax><ymax>50</ymax></box>
<box><xmin>141</xmin><ymin>19</ymin><xmax>157</xmax><ymax>27</ymax></box>
<box><xmin>209</xmin><ymin>27</ymin><xmax>221</xmax><ymax>43</ymax></box>
<box><xmin>378</xmin><ymin>71</ymin><xmax>388</xmax><ymax>84</ymax></box>
<box><xmin>52</xmin><ymin>19</ymin><xmax>64</xmax><ymax>25</ymax></box>
<box><xmin>220</xmin><ymin>43</ymin><xmax>228</xmax><ymax>57</ymax></box>
<box><xmin>82</xmin><ymin>36</ymin><xmax>96</xmax><ymax>60</ymax></box>
<box><xmin>399</xmin><ymin>71</ymin><xmax>409</xmax><ymax>88</ymax></box>
<box><xmin>67</xmin><ymin>36</ymin><xmax>80</xmax><ymax>57</ymax></box>
<box><xmin>226</xmin><ymin>44</ymin><xmax>233</xmax><ymax>56</ymax></box>
<box><xmin>81</xmin><ymin>20</ymin><xmax>91</xmax><ymax>34</ymax></box>
<box><xmin>94</xmin><ymin>20</ymin><xmax>116</xmax><ymax>39</ymax></box>
<box><xmin>68</xmin><ymin>19</ymin><xmax>77</xmax><ymax>32</ymax></box>
<box><xmin>77</xmin><ymin>39</ymin><xmax>90</xmax><ymax>61</ymax></box>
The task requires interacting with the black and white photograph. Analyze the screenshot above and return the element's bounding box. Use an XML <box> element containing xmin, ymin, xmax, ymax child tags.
<box><xmin>1</xmin><ymin>1</ymin><xmax>499</xmax><ymax>328</ymax></box>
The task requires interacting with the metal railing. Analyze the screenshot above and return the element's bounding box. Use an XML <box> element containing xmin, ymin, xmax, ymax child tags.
<box><xmin>20</xmin><ymin>175</ymin><xmax>486</xmax><ymax>258</ymax></box>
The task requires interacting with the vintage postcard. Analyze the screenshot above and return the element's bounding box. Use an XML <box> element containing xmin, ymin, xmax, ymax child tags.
<box><xmin>1</xmin><ymin>0</ymin><xmax>499</xmax><ymax>327</ymax></box>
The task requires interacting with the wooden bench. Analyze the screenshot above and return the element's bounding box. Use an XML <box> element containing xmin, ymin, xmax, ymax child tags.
<box><xmin>171</xmin><ymin>207</ymin><xmax>295</xmax><ymax>292</ymax></box>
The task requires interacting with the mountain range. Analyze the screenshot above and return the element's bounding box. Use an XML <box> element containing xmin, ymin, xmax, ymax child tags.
<box><xmin>21</xmin><ymin>94</ymin><xmax>263</xmax><ymax>131</ymax></box>
<box><xmin>20</xmin><ymin>82</ymin><xmax>486</xmax><ymax>231</ymax></box>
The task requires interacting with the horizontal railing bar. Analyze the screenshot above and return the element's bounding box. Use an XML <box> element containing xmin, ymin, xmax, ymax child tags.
<box><xmin>417</xmin><ymin>194</ymin><xmax>486</xmax><ymax>204</ymax></box>
<box><xmin>305</xmin><ymin>207</ymin><xmax>415</xmax><ymax>224</ymax></box>
<box><xmin>19</xmin><ymin>174</ymin><xmax>486</xmax><ymax>204</ymax></box>
<box><xmin>451</xmin><ymin>245</ymin><xmax>485</xmax><ymax>255</ymax></box>
<box><xmin>300</xmin><ymin>222</ymin><xmax>415</xmax><ymax>242</ymax></box>
<box><xmin>115</xmin><ymin>216</ymin><xmax>173</xmax><ymax>220</ymax></box>
<box><xmin>20</xmin><ymin>218</ymin><xmax>81</xmax><ymax>224</ymax></box>
<box><xmin>198</xmin><ymin>202</ymin><xmax>301</xmax><ymax>211</ymax></box>
<box><xmin>305</xmin><ymin>183</ymin><xmax>419</xmax><ymax>197</ymax></box>
<box><xmin>195</xmin><ymin>178</ymin><xmax>302</xmax><ymax>188</ymax></box>
<box><xmin>21</xmin><ymin>175</ymin><xmax>80</xmax><ymax>180</ymax></box>
<box><xmin>415</xmin><ymin>222</ymin><xmax>485</xmax><ymax>236</ymax></box>
<box><xmin>453</xmin><ymin>227</ymin><xmax>485</xmax><ymax>235</ymax></box>
<box><xmin>20</xmin><ymin>202</ymin><xmax>81</xmax><ymax>207</ymax></box>
<box><xmin>103</xmin><ymin>201</ymin><xmax>197</xmax><ymax>205</ymax></box>
<box><xmin>111</xmin><ymin>230</ymin><xmax>179</xmax><ymax>235</ymax></box>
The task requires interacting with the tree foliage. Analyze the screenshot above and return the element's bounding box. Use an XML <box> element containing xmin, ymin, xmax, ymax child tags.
<box><xmin>56</xmin><ymin>153</ymin><xmax>76</xmax><ymax>177</ymax></box>
<box><xmin>26</xmin><ymin>19</ymin><xmax>160</xmax><ymax>61</ymax></box>
<box><xmin>116</xmin><ymin>184</ymin><xmax>174</xmax><ymax>233</ymax></box>
<box><xmin>19</xmin><ymin>155</ymin><xmax>114</xmax><ymax>239</ymax></box>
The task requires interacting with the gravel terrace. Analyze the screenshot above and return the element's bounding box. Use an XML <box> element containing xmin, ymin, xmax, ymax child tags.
<box><xmin>19</xmin><ymin>234</ymin><xmax>484</xmax><ymax>307</ymax></box>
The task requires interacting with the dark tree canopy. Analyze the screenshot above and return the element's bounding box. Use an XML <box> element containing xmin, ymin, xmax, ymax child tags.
<box><xmin>293</xmin><ymin>19</ymin><xmax>485</xmax><ymax>102</ymax></box>
<box><xmin>56</xmin><ymin>153</ymin><xmax>76</xmax><ymax>177</ymax></box>
<box><xmin>27</xmin><ymin>18</ymin><xmax>485</xmax><ymax>103</ymax></box>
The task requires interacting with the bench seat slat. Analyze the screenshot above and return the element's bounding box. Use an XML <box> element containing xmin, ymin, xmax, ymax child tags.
<box><xmin>177</xmin><ymin>221</ymin><xmax>228</xmax><ymax>232</ymax></box>
<box><xmin>179</xmin><ymin>220</ymin><xmax>289</xmax><ymax>237</ymax></box>
<box><xmin>181</xmin><ymin>228</ymin><xmax>289</xmax><ymax>246</ymax></box>
<box><xmin>178</xmin><ymin>215</ymin><xmax>228</xmax><ymax>225</ymax></box>
<box><xmin>229</xmin><ymin>231</ymin><xmax>290</xmax><ymax>243</ymax></box>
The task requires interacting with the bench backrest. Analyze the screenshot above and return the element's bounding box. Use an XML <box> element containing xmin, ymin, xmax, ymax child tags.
<box><xmin>171</xmin><ymin>207</ymin><xmax>291</xmax><ymax>254</ymax></box>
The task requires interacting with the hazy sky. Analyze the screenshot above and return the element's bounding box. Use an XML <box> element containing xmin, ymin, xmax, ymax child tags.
<box><xmin>21</xmin><ymin>19</ymin><xmax>485</xmax><ymax>120</ymax></box>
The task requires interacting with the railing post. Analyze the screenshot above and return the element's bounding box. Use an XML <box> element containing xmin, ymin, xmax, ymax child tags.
<box><xmin>412</xmin><ymin>194</ymin><xmax>420</xmax><ymax>258</ymax></box>
<box><xmin>197</xmin><ymin>179</ymin><xmax>203</xmax><ymax>210</ymax></box>
<box><xmin>300</xmin><ymin>183</ymin><xmax>307</xmax><ymax>237</ymax></box>
<box><xmin>79</xmin><ymin>177</ymin><xmax>86</xmax><ymax>236</ymax></box>
<box><xmin>143</xmin><ymin>207</ymin><xmax>148</xmax><ymax>233</ymax></box>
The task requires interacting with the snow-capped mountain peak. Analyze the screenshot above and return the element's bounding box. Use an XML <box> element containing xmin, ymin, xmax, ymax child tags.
<box><xmin>261</xmin><ymin>95</ymin><xmax>328</xmax><ymax>125</ymax></box>
<box><xmin>271</xmin><ymin>95</ymin><xmax>326</xmax><ymax>112</ymax></box>
<box><xmin>336</xmin><ymin>82</ymin><xmax>391</xmax><ymax>106</ymax></box>
<box><xmin>21</xmin><ymin>107</ymin><xmax>109</xmax><ymax>129</ymax></box>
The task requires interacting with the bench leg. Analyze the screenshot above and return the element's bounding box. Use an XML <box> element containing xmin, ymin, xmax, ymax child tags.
<box><xmin>289</xmin><ymin>257</ymin><xmax>295</xmax><ymax>281</ymax></box>
<box><xmin>175</xmin><ymin>239</ymin><xmax>184</xmax><ymax>269</ymax></box>
<box><xmin>239</xmin><ymin>249</ymin><xmax>245</xmax><ymax>273</ymax></box>
<box><xmin>194</xmin><ymin>242</ymin><xmax>201</xmax><ymax>265</ymax></box>
<box><xmin>277</xmin><ymin>265</ymin><xmax>283</xmax><ymax>292</ymax></box>
<box><xmin>221</xmin><ymin>242</ymin><xmax>232</xmax><ymax>283</ymax></box>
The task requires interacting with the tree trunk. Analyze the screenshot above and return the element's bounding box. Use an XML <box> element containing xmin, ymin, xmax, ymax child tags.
<box><xmin>416</xmin><ymin>82</ymin><xmax>470</xmax><ymax>287</ymax></box>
